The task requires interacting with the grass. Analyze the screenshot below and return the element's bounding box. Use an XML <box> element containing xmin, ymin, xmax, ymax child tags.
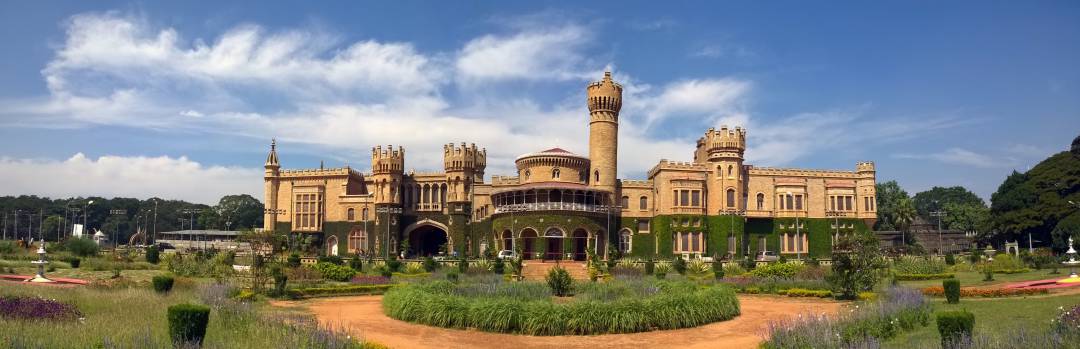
<box><xmin>897</xmin><ymin>269</ymin><xmax>1062</xmax><ymax>289</ymax></box>
<box><xmin>882</xmin><ymin>292</ymin><xmax>1080</xmax><ymax>348</ymax></box>
<box><xmin>0</xmin><ymin>280</ymin><xmax>378</xmax><ymax>348</ymax></box>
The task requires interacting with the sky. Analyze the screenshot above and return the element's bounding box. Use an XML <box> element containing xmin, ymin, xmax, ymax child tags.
<box><xmin>0</xmin><ymin>1</ymin><xmax>1077</xmax><ymax>204</ymax></box>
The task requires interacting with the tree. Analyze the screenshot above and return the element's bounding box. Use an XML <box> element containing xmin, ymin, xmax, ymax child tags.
<box><xmin>875</xmin><ymin>181</ymin><xmax>910</xmax><ymax>230</ymax></box>
<box><xmin>827</xmin><ymin>233</ymin><xmax>885</xmax><ymax>300</ymax></box>
<box><xmin>941</xmin><ymin>202</ymin><xmax>990</xmax><ymax>233</ymax></box>
<box><xmin>989</xmin><ymin>149</ymin><xmax>1080</xmax><ymax>250</ymax></box>
<box><xmin>912</xmin><ymin>186</ymin><xmax>985</xmax><ymax>221</ymax></box>
<box><xmin>213</xmin><ymin>194</ymin><xmax>263</xmax><ymax>230</ymax></box>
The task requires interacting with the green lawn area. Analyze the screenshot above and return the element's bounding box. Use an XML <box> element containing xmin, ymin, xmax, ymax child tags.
<box><xmin>883</xmin><ymin>292</ymin><xmax>1080</xmax><ymax>348</ymax></box>
<box><xmin>898</xmin><ymin>269</ymin><xmax>1064</xmax><ymax>289</ymax></box>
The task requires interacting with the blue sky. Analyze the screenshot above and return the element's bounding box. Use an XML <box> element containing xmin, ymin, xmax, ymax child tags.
<box><xmin>0</xmin><ymin>1</ymin><xmax>1077</xmax><ymax>204</ymax></box>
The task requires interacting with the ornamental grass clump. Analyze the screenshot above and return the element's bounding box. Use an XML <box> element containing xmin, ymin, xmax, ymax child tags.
<box><xmin>0</xmin><ymin>296</ymin><xmax>83</xmax><ymax>321</ymax></box>
<box><xmin>167</xmin><ymin>303</ymin><xmax>211</xmax><ymax>347</ymax></box>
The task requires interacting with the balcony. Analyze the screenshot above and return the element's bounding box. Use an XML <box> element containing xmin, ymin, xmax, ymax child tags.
<box><xmin>493</xmin><ymin>202</ymin><xmax>616</xmax><ymax>214</ymax></box>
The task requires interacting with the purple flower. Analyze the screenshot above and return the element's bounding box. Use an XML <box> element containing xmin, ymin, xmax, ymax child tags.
<box><xmin>0</xmin><ymin>296</ymin><xmax>83</xmax><ymax>321</ymax></box>
<box><xmin>349</xmin><ymin>275</ymin><xmax>391</xmax><ymax>285</ymax></box>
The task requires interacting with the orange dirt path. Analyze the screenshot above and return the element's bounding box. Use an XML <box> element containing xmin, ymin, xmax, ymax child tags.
<box><xmin>272</xmin><ymin>294</ymin><xmax>844</xmax><ymax>349</ymax></box>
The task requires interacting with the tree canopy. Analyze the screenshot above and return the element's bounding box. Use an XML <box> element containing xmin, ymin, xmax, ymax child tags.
<box><xmin>989</xmin><ymin>150</ymin><xmax>1080</xmax><ymax>250</ymax></box>
<box><xmin>874</xmin><ymin>180</ymin><xmax>910</xmax><ymax>230</ymax></box>
<box><xmin>912</xmin><ymin>186</ymin><xmax>985</xmax><ymax>221</ymax></box>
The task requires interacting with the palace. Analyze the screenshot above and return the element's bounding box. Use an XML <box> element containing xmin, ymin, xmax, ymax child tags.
<box><xmin>263</xmin><ymin>72</ymin><xmax>877</xmax><ymax>260</ymax></box>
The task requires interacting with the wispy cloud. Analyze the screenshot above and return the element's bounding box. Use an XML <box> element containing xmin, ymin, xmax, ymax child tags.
<box><xmin>894</xmin><ymin>148</ymin><xmax>1002</xmax><ymax>168</ymax></box>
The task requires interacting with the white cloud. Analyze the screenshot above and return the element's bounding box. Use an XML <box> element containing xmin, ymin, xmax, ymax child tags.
<box><xmin>455</xmin><ymin>24</ymin><xmax>593</xmax><ymax>83</ymax></box>
<box><xmin>0</xmin><ymin>153</ymin><xmax>261</xmax><ymax>204</ymax></box>
<box><xmin>894</xmin><ymin>148</ymin><xmax>1002</xmax><ymax>168</ymax></box>
<box><xmin>631</xmin><ymin>78</ymin><xmax>752</xmax><ymax>129</ymax></box>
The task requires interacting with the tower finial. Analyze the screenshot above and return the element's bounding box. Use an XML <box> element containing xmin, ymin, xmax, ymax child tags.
<box><xmin>265</xmin><ymin>138</ymin><xmax>280</xmax><ymax>168</ymax></box>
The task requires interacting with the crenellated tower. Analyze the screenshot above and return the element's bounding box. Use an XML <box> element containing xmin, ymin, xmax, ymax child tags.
<box><xmin>371</xmin><ymin>145</ymin><xmax>405</xmax><ymax>205</ymax></box>
<box><xmin>444</xmin><ymin>142</ymin><xmax>487</xmax><ymax>202</ymax></box>
<box><xmin>695</xmin><ymin>126</ymin><xmax>747</xmax><ymax>211</ymax></box>
<box><xmin>587</xmin><ymin>71</ymin><xmax>622</xmax><ymax>194</ymax></box>
<box><xmin>263</xmin><ymin>139</ymin><xmax>281</xmax><ymax>231</ymax></box>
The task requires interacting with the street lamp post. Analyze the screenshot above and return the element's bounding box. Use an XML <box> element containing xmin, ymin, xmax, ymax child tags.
<box><xmin>930</xmin><ymin>209</ymin><xmax>947</xmax><ymax>255</ymax></box>
<box><xmin>109</xmin><ymin>209</ymin><xmax>127</xmax><ymax>249</ymax></box>
<box><xmin>181</xmin><ymin>208</ymin><xmax>200</xmax><ymax>250</ymax></box>
<box><xmin>83</xmin><ymin>200</ymin><xmax>94</xmax><ymax>233</ymax></box>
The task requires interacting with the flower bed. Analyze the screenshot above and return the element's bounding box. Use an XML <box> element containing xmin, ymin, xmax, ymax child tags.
<box><xmin>895</xmin><ymin>273</ymin><xmax>955</xmax><ymax>281</ymax></box>
<box><xmin>921</xmin><ymin>286</ymin><xmax>1048</xmax><ymax>298</ymax></box>
<box><xmin>382</xmin><ymin>279</ymin><xmax>740</xmax><ymax>335</ymax></box>
<box><xmin>763</xmin><ymin>286</ymin><xmax>932</xmax><ymax>348</ymax></box>
<box><xmin>0</xmin><ymin>296</ymin><xmax>83</xmax><ymax>321</ymax></box>
<box><xmin>349</xmin><ymin>275</ymin><xmax>391</xmax><ymax>285</ymax></box>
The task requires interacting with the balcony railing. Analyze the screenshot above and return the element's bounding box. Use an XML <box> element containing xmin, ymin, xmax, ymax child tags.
<box><xmin>493</xmin><ymin>202</ymin><xmax>617</xmax><ymax>214</ymax></box>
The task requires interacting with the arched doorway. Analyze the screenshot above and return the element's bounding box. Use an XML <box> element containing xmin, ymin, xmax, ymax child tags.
<box><xmin>521</xmin><ymin>228</ymin><xmax>538</xmax><ymax>259</ymax></box>
<box><xmin>545</xmin><ymin>227</ymin><xmax>565</xmax><ymax>260</ymax></box>
<box><xmin>406</xmin><ymin>223</ymin><xmax>449</xmax><ymax>258</ymax></box>
<box><xmin>326</xmin><ymin>235</ymin><xmax>339</xmax><ymax>256</ymax></box>
<box><xmin>572</xmin><ymin>229</ymin><xmax>588</xmax><ymax>261</ymax></box>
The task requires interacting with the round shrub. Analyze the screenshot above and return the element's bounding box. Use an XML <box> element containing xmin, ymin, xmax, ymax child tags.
<box><xmin>672</xmin><ymin>256</ymin><xmax>687</xmax><ymax>275</ymax></box>
<box><xmin>942</xmin><ymin>279</ymin><xmax>960</xmax><ymax>304</ymax></box>
<box><xmin>152</xmin><ymin>275</ymin><xmax>175</xmax><ymax>294</ymax></box>
<box><xmin>380</xmin><ymin>267</ymin><xmax>393</xmax><ymax>279</ymax></box>
<box><xmin>383</xmin><ymin>280</ymin><xmax>740</xmax><ymax>335</ymax></box>
<box><xmin>64</xmin><ymin>237</ymin><xmax>99</xmax><ymax>257</ymax></box>
<box><xmin>349</xmin><ymin>255</ymin><xmax>363</xmax><ymax>271</ymax></box>
<box><xmin>936</xmin><ymin>310</ymin><xmax>974</xmax><ymax>349</ymax></box>
<box><xmin>945</xmin><ymin>253</ymin><xmax>956</xmax><ymax>265</ymax></box>
<box><xmin>68</xmin><ymin>257</ymin><xmax>81</xmax><ymax>269</ymax></box>
<box><xmin>750</xmin><ymin>262</ymin><xmax>803</xmax><ymax>279</ymax></box>
<box><xmin>145</xmin><ymin>245</ymin><xmax>160</xmax><ymax>264</ymax></box>
<box><xmin>546</xmin><ymin>266</ymin><xmax>573</xmax><ymax>297</ymax></box>
<box><xmin>287</xmin><ymin>253</ymin><xmax>301</xmax><ymax>268</ymax></box>
<box><xmin>167</xmin><ymin>303</ymin><xmax>210</xmax><ymax>346</ymax></box>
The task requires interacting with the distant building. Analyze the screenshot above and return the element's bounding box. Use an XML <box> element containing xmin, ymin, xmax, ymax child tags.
<box><xmin>263</xmin><ymin>72</ymin><xmax>878</xmax><ymax>260</ymax></box>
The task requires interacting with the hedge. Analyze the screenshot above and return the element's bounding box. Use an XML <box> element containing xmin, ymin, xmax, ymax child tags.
<box><xmin>167</xmin><ymin>303</ymin><xmax>210</xmax><ymax>346</ymax></box>
<box><xmin>288</xmin><ymin>284</ymin><xmax>396</xmax><ymax>298</ymax></box>
<box><xmin>921</xmin><ymin>286</ymin><xmax>1047</xmax><ymax>298</ymax></box>
<box><xmin>895</xmin><ymin>273</ymin><xmax>955</xmax><ymax>281</ymax></box>
<box><xmin>943</xmin><ymin>279</ymin><xmax>960</xmax><ymax>304</ymax></box>
<box><xmin>777</xmin><ymin>288</ymin><xmax>832</xmax><ymax>298</ymax></box>
<box><xmin>993</xmin><ymin>268</ymin><xmax>1032</xmax><ymax>274</ymax></box>
<box><xmin>383</xmin><ymin>281</ymin><xmax>740</xmax><ymax>335</ymax></box>
<box><xmin>937</xmin><ymin>310</ymin><xmax>975</xmax><ymax>349</ymax></box>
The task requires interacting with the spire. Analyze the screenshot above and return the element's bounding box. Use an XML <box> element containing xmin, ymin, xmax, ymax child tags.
<box><xmin>265</xmin><ymin>138</ymin><xmax>280</xmax><ymax>168</ymax></box>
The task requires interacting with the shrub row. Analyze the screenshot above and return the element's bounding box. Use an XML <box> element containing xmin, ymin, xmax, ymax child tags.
<box><xmin>921</xmin><ymin>286</ymin><xmax>1048</xmax><ymax>298</ymax></box>
<box><xmin>895</xmin><ymin>273</ymin><xmax>955</xmax><ymax>281</ymax></box>
<box><xmin>993</xmin><ymin>268</ymin><xmax>1032</xmax><ymax>274</ymax></box>
<box><xmin>383</xmin><ymin>281</ymin><xmax>740</xmax><ymax>335</ymax></box>
<box><xmin>288</xmin><ymin>284</ymin><xmax>396</xmax><ymax>298</ymax></box>
<box><xmin>777</xmin><ymin>288</ymin><xmax>832</xmax><ymax>298</ymax></box>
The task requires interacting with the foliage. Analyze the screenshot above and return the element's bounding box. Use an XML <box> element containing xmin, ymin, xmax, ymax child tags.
<box><xmin>289</xmin><ymin>284</ymin><xmax>395</xmax><ymax>298</ymax></box>
<box><xmin>644</xmin><ymin>259</ymin><xmax>655</xmax><ymax>275</ymax></box>
<box><xmin>546</xmin><ymin>266</ymin><xmax>573</xmax><ymax>297</ymax></box>
<box><xmin>162</xmin><ymin>251</ymin><xmax>234</xmax><ymax>278</ymax></box>
<box><xmin>386</xmin><ymin>256</ymin><xmax>402</xmax><ymax>273</ymax></box>
<box><xmin>776</xmin><ymin>288</ymin><xmax>831</xmax><ymax>297</ymax></box>
<box><xmin>943</xmin><ymin>279</ymin><xmax>960</xmax><ymax>304</ymax></box>
<box><xmin>827</xmin><ymin>233</ymin><xmax>885</xmax><ymax>300</ymax></box>
<box><xmin>151</xmin><ymin>275</ymin><xmax>175</xmax><ymax>293</ymax></box>
<box><xmin>0</xmin><ymin>240</ymin><xmax>15</xmax><ymax>254</ymax></box>
<box><xmin>936</xmin><ymin>310</ymin><xmax>975</xmax><ymax>349</ymax></box>
<box><xmin>457</xmin><ymin>258</ymin><xmax>469</xmax><ymax>273</ymax></box>
<box><xmin>271</xmin><ymin>266</ymin><xmax>288</xmax><ymax>297</ymax></box>
<box><xmin>989</xmin><ymin>151</ymin><xmax>1080</xmax><ymax>249</ymax></box>
<box><xmin>492</xmin><ymin>256</ymin><xmax>505</xmax><ymax>274</ymax></box>
<box><xmin>720</xmin><ymin>276</ymin><xmax>831</xmax><ymax>294</ymax></box>
<box><xmin>167</xmin><ymin>303</ymin><xmax>211</xmax><ymax>347</ymax></box>
<box><xmin>0</xmin><ymin>296</ymin><xmax>83</xmax><ymax>321</ymax></box>
<box><xmin>672</xmin><ymin>256</ymin><xmax>687</xmax><ymax>275</ymax></box>
<box><xmin>874</xmin><ymin>180</ymin><xmax>911</xmax><ymax>231</ymax></box>
<box><xmin>763</xmin><ymin>286</ymin><xmax>931</xmax><ymax>348</ymax></box>
<box><xmin>287</xmin><ymin>253</ymin><xmax>301</xmax><ymax>268</ymax></box>
<box><xmin>921</xmin><ymin>286</ymin><xmax>1047</xmax><ymax>298</ymax></box>
<box><xmin>64</xmin><ymin>237</ymin><xmax>99</xmax><ymax>257</ymax></box>
<box><xmin>913</xmin><ymin>186</ymin><xmax>986</xmax><ymax>221</ymax></box>
<box><xmin>892</xmin><ymin>197</ymin><xmax>918</xmax><ymax>233</ymax></box>
<box><xmin>990</xmin><ymin>254</ymin><xmax>1026</xmax><ymax>272</ymax></box>
<box><xmin>423</xmin><ymin>256</ymin><xmax>438</xmax><ymax>272</ymax></box>
<box><xmin>144</xmin><ymin>245</ymin><xmax>159</xmax><ymax>264</ymax></box>
<box><xmin>350</xmin><ymin>275</ymin><xmax>392</xmax><ymax>285</ymax></box>
<box><xmin>318</xmin><ymin>255</ymin><xmax>344</xmax><ymax>266</ymax></box>
<box><xmin>750</xmin><ymin>262</ymin><xmax>803</xmax><ymax>279</ymax></box>
<box><xmin>349</xmin><ymin>254</ymin><xmax>363</xmax><ymax>271</ymax></box>
<box><xmin>895</xmin><ymin>273</ymin><xmax>954</xmax><ymax>281</ymax></box>
<box><xmin>68</xmin><ymin>257</ymin><xmax>80</xmax><ymax>268</ymax></box>
<box><xmin>382</xmin><ymin>279</ymin><xmax>740</xmax><ymax>335</ymax></box>
<box><xmin>308</xmin><ymin>262</ymin><xmax>357</xmax><ymax>282</ymax></box>
<box><xmin>945</xmin><ymin>252</ymin><xmax>956</xmax><ymax>265</ymax></box>
<box><xmin>893</xmin><ymin>255</ymin><xmax>947</xmax><ymax>274</ymax></box>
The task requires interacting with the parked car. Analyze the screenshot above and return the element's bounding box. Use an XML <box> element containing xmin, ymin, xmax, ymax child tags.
<box><xmin>497</xmin><ymin>250</ymin><xmax>519</xmax><ymax>260</ymax></box>
<box><xmin>755</xmin><ymin>251</ymin><xmax>779</xmax><ymax>262</ymax></box>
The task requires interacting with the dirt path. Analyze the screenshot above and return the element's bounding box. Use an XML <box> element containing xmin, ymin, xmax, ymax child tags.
<box><xmin>272</xmin><ymin>295</ymin><xmax>843</xmax><ymax>349</ymax></box>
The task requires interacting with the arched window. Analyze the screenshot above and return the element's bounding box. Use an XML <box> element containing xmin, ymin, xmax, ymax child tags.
<box><xmin>639</xmin><ymin>196</ymin><xmax>648</xmax><ymax>210</ymax></box>
<box><xmin>524</xmin><ymin>170</ymin><xmax>530</xmax><ymax>180</ymax></box>
<box><xmin>362</xmin><ymin>208</ymin><xmax>369</xmax><ymax>221</ymax></box>
<box><xmin>348</xmin><ymin>229</ymin><xmax>367</xmax><ymax>254</ymax></box>
<box><xmin>552</xmin><ymin>168</ymin><xmax>560</xmax><ymax>179</ymax></box>
<box><xmin>594</xmin><ymin>170</ymin><xmax>599</xmax><ymax>182</ymax></box>
<box><xmin>621</xmin><ymin>196</ymin><xmax>629</xmax><ymax>208</ymax></box>
<box><xmin>756</xmin><ymin>193</ymin><xmax>765</xmax><ymax>210</ymax></box>
<box><xmin>727</xmin><ymin>189</ymin><xmax>736</xmax><ymax>208</ymax></box>
<box><xmin>347</xmin><ymin>208</ymin><xmax>355</xmax><ymax>221</ymax></box>
<box><xmin>619</xmin><ymin>229</ymin><xmax>632</xmax><ymax>253</ymax></box>
<box><xmin>728</xmin><ymin>165</ymin><xmax>734</xmax><ymax>177</ymax></box>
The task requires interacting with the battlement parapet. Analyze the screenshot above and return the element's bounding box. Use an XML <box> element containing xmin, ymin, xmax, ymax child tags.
<box><xmin>856</xmin><ymin>161</ymin><xmax>876</xmax><ymax>173</ymax></box>
<box><xmin>372</xmin><ymin>145</ymin><xmax>405</xmax><ymax>174</ymax></box>
<box><xmin>696</xmin><ymin>125</ymin><xmax>747</xmax><ymax>160</ymax></box>
<box><xmin>279</xmin><ymin>167</ymin><xmax>359</xmax><ymax>178</ymax></box>
<box><xmin>491</xmin><ymin>175</ymin><xmax>520</xmax><ymax>186</ymax></box>
<box><xmin>619</xmin><ymin>179</ymin><xmax>653</xmax><ymax>187</ymax></box>
<box><xmin>444</xmin><ymin>142</ymin><xmax>488</xmax><ymax>172</ymax></box>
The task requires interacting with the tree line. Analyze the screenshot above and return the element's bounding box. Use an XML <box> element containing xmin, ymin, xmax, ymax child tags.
<box><xmin>0</xmin><ymin>194</ymin><xmax>264</xmax><ymax>244</ymax></box>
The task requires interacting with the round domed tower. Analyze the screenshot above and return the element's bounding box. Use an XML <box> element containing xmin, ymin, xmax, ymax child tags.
<box><xmin>515</xmin><ymin>148</ymin><xmax>590</xmax><ymax>185</ymax></box>
<box><xmin>587</xmin><ymin>71</ymin><xmax>622</xmax><ymax>193</ymax></box>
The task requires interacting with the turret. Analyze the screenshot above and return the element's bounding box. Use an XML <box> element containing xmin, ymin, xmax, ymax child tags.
<box><xmin>444</xmin><ymin>142</ymin><xmax>487</xmax><ymax>202</ymax></box>
<box><xmin>587</xmin><ymin>71</ymin><xmax>622</xmax><ymax>193</ymax></box>
<box><xmin>263</xmin><ymin>139</ymin><xmax>281</xmax><ymax>231</ymax></box>
<box><xmin>856</xmin><ymin>161</ymin><xmax>876</xmax><ymax>175</ymax></box>
<box><xmin>695</xmin><ymin>127</ymin><xmax>747</xmax><ymax>211</ymax></box>
<box><xmin>371</xmin><ymin>145</ymin><xmax>405</xmax><ymax>204</ymax></box>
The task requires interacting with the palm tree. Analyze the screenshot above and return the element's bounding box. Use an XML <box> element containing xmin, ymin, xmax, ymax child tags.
<box><xmin>892</xmin><ymin>198</ymin><xmax>917</xmax><ymax>250</ymax></box>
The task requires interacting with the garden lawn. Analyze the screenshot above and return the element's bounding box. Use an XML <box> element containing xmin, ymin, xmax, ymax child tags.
<box><xmin>882</xmin><ymin>292</ymin><xmax>1080</xmax><ymax>348</ymax></box>
<box><xmin>897</xmin><ymin>269</ymin><xmax>1062</xmax><ymax>289</ymax></box>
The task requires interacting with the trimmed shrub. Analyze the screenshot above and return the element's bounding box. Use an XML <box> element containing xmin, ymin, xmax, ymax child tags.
<box><xmin>936</xmin><ymin>310</ymin><xmax>975</xmax><ymax>349</ymax></box>
<box><xmin>145</xmin><ymin>245</ymin><xmax>160</xmax><ymax>264</ymax></box>
<box><xmin>423</xmin><ymin>256</ymin><xmax>438</xmax><ymax>272</ymax></box>
<box><xmin>546</xmin><ymin>266</ymin><xmax>573</xmax><ymax>297</ymax></box>
<box><xmin>492</xmin><ymin>257</ymin><xmax>505</xmax><ymax>275</ymax></box>
<box><xmin>386</xmin><ymin>256</ymin><xmax>403</xmax><ymax>273</ymax></box>
<box><xmin>921</xmin><ymin>286</ymin><xmax>1047</xmax><ymax>298</ymax></box>
<box><xmin>69</xmin><ymin>257</ymin><xmax>81</xmax><ymax>269</ymax></box>
<box><xmin>380</xmin><ymin>267</ymin><xmax>393</xmax><ymax>279</ymax></box>
<box><xmin>308</xmin><ymin>262</ymin><xmax>357</xmax><ymax>282</ymax></box>
<box><xmin>289</xmin><ymin>284</ymin><xmax>395</xmax><ymax>298</ymax></box>
<box><xmin>750</xmin><ymin>262</ymin><xmax>803</xmax><ymax>279</ymax></box>
<box><xmin>457</xmin><ymin>258</ymin><xmax>469</xmax><ymax>273</ymax></box>
<box><xmin>349</xmin><ymin>255</ymin><xmax>362</xmax><ymax>271</ymax></box>
<box><xmin>644</xmin><ymin>259</ymin><xmax>655</xmax><ymax>275</ymax></box>
<box><xmin>167</xmin><ymin>303</ymin><xmax>210</xmax><ymax>347</ymax></box>
<box><xmin>943</xmin><ymin>279</ymin><xmax>960</xmax><ymax>304</ymax></box>
<box><xmin>944</xmin><ymin>253</ymin><xmax>956</xmax><ymax>265</ymax></box>
<box><xmin>778</xmin><ymin>288</ymin><xmax>832</xmax><ymax>298</ymax></box>
<box><xmin>64</xmin><ymin>237</ymin><xmax>99</xmax><ymax>257</ymax></box>
<box><xmin>672</xmin><ymin>256</ymin><xmax>687</xmax><ymax>275</ymax></box>
<box><xmin>151</xmin><ymin>275</ymin><xmax>175</xmax><ymax>293</ymax></box>
<box><xmin>983</xmin><ymin>269</ymin><xmax>994</xmax><ymax>281</ymax></box>
<box><xmin>287</xmin><ymin>253</ymin><xmax>301</xmax><ymax>267</ymax></box>
<box><xmin>317</xmin><ymin>255</ymin><xmax>343</xmax><ymax>266</ymax></box>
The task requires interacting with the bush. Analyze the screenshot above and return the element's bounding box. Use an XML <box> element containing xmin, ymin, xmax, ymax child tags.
<box><xmin>764</xmin><ymin>286</ymin><xmax>931</xmax><ymax>347</ymax></box>
<box><xmin>317</xmin><ymin>255</ymin><xmax>343</xmax><ymax>266</ymax></box>
<box><xmin>943</xmin><ymin>279</ymin><xmax>960</xmax><ymax>304</ymax></box>
<box><xmin>151</xmin><ymin>275</ymin><xmax>175</xmax><ymax>293</ymax></box>
<box><xmin>0</xmin><ymin>296</ymin><xmax>83</xmax><ymax>321</ymax></box>
<box><xmin>983</xmin><ymin>269</ymin><xmax>994</xmax><ymax>281</ymax></box>
<box><xmin>778</xmin><ymin>288</ymin><xmax>832</xmax><ymax>298</ymax></box>
<box><xmin>287</xmin><ymin>253</ymin><xmax>301</xmax><ymax>268</ymax></box>
<box><xmin>654</xmin><ymin>263</ymin><xmax>670</xmax><ymax>280</ymax></box>
<box><xmin>64</xmin><ymin>237</ymin><xmax>99</xmax><ymax>257</ymax></box>
<box><xmin>423</xmin><ymin>256</ymin><xmax>438</xmax><ymax>272</ymax></box>
<box><xmin>167</xmin><ymin>303</ymin><xmax>211</xmax><ymax>346</ymax></box>
<box><xmin>492</xmin><ymin>257</ymin><xmax>505</xmax><ymax>275</ymax></box>
<box><xmin>349</xmin><ymin>255</ymin><xmax>362</xmax><ymax>271</ymax></box>
<box><xmin>380</xmin><ymin>267</ymin><xmax>393</xmax><ymax>279</ymax></box>
<box><xmin>937</xmin><ymin>310</ymin><xmax>975</xmax><ymax>349</ymax></box>
<box><xmin>893</xmin><ymin>255</ymin><xmax>947</xmax><ymax>275</ymax></box>
<box><xmin>945</xmin><ymin>253</ymin><xmax>956</xmax><ymax>265</ymax></box>
<box><xmin>68</xmin><ymin>257</ymin><xmax>81</xmax><ymax>269</ymax></box>
<box><xmin>644</xmin><ymin>259</ymin><xmax>655</xmax><ymax>275</ymax></box>
<box><xmin>894</xmin><ymin>273</ymin><xmax>955</xmax><ymax>280</ymax></box>
<box><xmin>969</xmin><ymin>248</ymin><xmax>983</xmax><ymax>263</ymax></box>
<box><xmin>387</xmin><ymin>256</ymin><xmax>403</xmax><ymax>273</ymax></box>
<box><xmin>828</xmin><ymin>234</ymin><xmax>884</xmax><ymax>300</ymax></box>
<box><xmin>446</xmin><ymin>270</ymin><xmax>460</xmax><ymax>282</ymax></box>
<box><xmin>0</xmin><ymin>240</ymin><xmax>15</xmax><ymax>254</ymax></box>
<box><xmin>921</xmin><ymin>286</ymin><xmax>1047</xmax><ymax>298</ymax></box>
<box><xmin>672</xmin><ymin>256</ymin><xmax>687</xmax><ymax>275</ymax></box>
<box><xmin>751</xmin><ymin>262</ymin><xmax>804</xmax><ymax>279</ymax></box>
<box><xmin>144</xmin><ymin>245</ymin><xmax>160</xmax><ymax>264</ymax></box>
<box><xmin>546</xmin><ymin>266</ymin><xmax>573</xmax><ymax>296</ymax></box>
<box><xmin>308</xmin><ymin>262</ymin><xmax>357</xmax><ymax>282</ymax></box>
<box><xmin>272</xmin><ymin>268</ymin><xmax>288</xmax><ymax>296</ymax></box>
<box><xmin>457</xmin><ymin>258</ymin><xmax>469</xmax><ymax>273</ymax></box>
<box><xmin>289</xmin><ymin>284</ymin><xmax>395</xmax><ymax>298</ymax></box>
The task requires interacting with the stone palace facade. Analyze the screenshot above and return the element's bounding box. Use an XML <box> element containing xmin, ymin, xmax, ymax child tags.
<box><xmin>263</xmin><ymin>72</ymin><xmax>878</xmax><ymax>260</ymax></box>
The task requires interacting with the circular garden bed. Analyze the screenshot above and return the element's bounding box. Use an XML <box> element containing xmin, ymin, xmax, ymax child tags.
<box><xmin>382</xmin><ymin>277</ymin><xmax>741</xmax><ymax>335</ymax></box>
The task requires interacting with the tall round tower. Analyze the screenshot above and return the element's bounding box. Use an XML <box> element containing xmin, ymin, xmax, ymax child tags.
<box><xmin>263</xmin><ymin>139</ymin><xmax>281</xmax><ymax>231</ymax></box>
<box><xmin>587</xmin><ymin>71</ymin><xmax>622</xmax><ymax>194</ymax></box>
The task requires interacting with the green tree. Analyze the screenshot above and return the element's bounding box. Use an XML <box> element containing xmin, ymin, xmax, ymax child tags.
<box><xmin>827</xmin><ymin>233</ymin><xmax>885</xmax><ymax>300</ymax></box>
<box><xmin>874</xmin><ymin>180</ymin><xmax>910</xmax><ymax>230</ymax></box>
<box><xmin>941</xmin><ymin>202</ymin><xmax>990</xmax><ymax>233</ymax></box>
<box><xmin>913</xmin><ymin>186</ymin><xmax>985</xmax><ymax>221</ymax></box>
<box><xmin>989</xmin><ymin>149</ymin><xmax>1080</xmax><ymax>250</ymax></box>
<box><xmin>213</xmin><ymin>194</ymin><xmax>264</xmax><ymax>230</ymax></box>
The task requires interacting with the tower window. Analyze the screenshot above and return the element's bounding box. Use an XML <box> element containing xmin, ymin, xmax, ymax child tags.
<box><xmin>552</xmin><ymin>168</ymin><xmax>560</xmax><ymax>179</ymax></box>
<box><xmin>756</xmin><ymin>193</ymin><xmax>764</xmax><ymax>210</ymax></box>
<box><xmin>347</xmin><ymin>208</ymin><xmax>355</xmax><ymax>221</ymax></box>
<box><xmin>621</xmin><ymin>196</ymin><xmax>629</xmax><ymax>208</ymax></box>
<box><xmin>728</xmin><ymin>165</ymin><xmax>734</xmax><ymax>178</ymax></box>
<box><xmin>594</xmin><ymin>170</ymin><xmax>600</xmax><ymax>182</ymax></box>
<box><xmin>639</xmin><ymin>196</ymin><xmax>648</xmax><ymax>210</ymax></box>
